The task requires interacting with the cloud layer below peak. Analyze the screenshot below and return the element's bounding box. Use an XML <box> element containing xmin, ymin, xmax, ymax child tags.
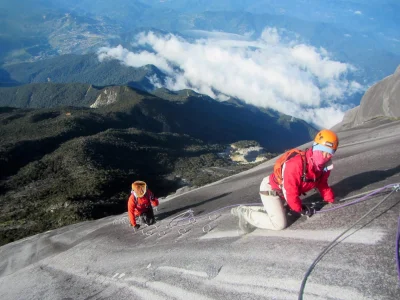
<box><xmin>98</xmin><ymin>28</ymin><xmax>363</xmax><ymax>128</ymax></box>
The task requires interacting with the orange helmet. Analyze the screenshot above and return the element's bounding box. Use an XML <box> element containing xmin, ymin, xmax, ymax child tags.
<box><xmin>313</xmin><ymin>129</ymin><xmax>339</xmax><ymax>154</ymax></box>
<box><xmin>132</xmin><ymin>181</ymin><xmax>147</xmax><ymax>197</ymax></box>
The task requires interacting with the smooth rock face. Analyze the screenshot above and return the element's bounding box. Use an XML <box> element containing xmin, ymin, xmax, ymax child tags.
<box><xmin>334</xmin><ymin>65</ymin><xmax>400</xmax><ymax>130</ymax></box>
<box><xmin>1</xmin><ymin>118</ymin><xmax>400</xmax><ymax>300</ymax></box>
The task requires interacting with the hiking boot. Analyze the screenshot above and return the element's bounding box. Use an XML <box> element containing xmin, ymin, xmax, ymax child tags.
<box><xmin>238</xmin><ymin>209</ymin><xmax>256</xmax><ymax>233</ymax></box>
<box><xmin>231</xmin><ymin>206</ymin><xmax>242</xmax><ymax>217</ymax></box>
<box><xmin>141</xmin><ymin>215</ymin><xmax>155</xmax><ymax>226</ymax></box>
<box><xmin>232</xmin><ymin>206</ymin><xmax>256</xmax><ymax>233</ymax></box>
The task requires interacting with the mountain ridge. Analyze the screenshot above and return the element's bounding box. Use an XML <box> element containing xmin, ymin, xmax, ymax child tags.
<box><xmin>333</xmin><ymin>64</ymin><xmax>400</xmax><ymax>130</ymax></box>
<box><xmin>1</xmin><ymin>53</ymin><xmax>162</xmax><ymax>91</ymax></box>
<box><xmin>0</xmin><ymin>82</ymin><xmax>316</xmax><ymax>151</ymax></box>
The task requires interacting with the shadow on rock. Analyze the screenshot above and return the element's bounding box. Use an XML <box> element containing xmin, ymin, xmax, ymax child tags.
<box><xmin>298</xmin><ymin>164</ymin><xmax>400</xmax><ymax>205</ymax></box>
<box><xmin>156</xmin><ymin>192</ymin><xmax>232</xmax><ymax>221</ymax></box>
<box><xmin>331</xmin><ymin>164</ymin><xmax>400</xmax><ymax>198</ymax></box>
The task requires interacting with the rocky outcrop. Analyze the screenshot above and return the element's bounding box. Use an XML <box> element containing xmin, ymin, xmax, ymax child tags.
<box><xmin>229</xmin><ymin>145</ymin><xmax>268</xmax><ymax>164</ymax></box>
<box><xmin>333</xmin><ymin>65</ymin><xmax>400</xmax><ymax>130</ymax></box>
<box><xmin>90</xmin><ymin>87</ymin><xmax>119</xmax><ymax>108</ymax></box>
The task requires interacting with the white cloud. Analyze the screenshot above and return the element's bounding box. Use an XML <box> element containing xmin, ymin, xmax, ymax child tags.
<box><xmin>97</xmin><ymin>29</ymin><xmax>363</xmax><ymax>128</ymax></box>
<box><xmin>349</xmin><ymin>81</ymin><xmax>363</xmax><ymax>93</ymax></box>
<box><xmin>388</xmin><ymin>37</ymin><xmax>400</xmax><ymax>43</ymax></box>
<box><xmin>183</xmin><ymin>30</ymin><xmax>253</xmax><ymax>41</ymax></box>
<box><xmin>261</xmin><ymin>27</ymin><xmax>280</xmax><ymax>45</ymax></box>
<box><xmin>354</xmin><ymin>11</ymin><xmax>362</xmax><ymax>15</ymax></box>
<box><xmin>98</xmin><ymin>44</ymin><xmax>173</xmax><ymax>74</ymax></box>
<box><xmin>147</xmin><ymin>74</ymin><xmax>163</xmax><ymax>88</ymax></box>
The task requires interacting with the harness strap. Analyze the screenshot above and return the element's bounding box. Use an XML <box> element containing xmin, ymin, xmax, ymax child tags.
<box><xmin>300</xmin><ymin>153</ymin><xmax>322</xmax><ymax>183</ymax></box>
<box><xmin>260</xmin><ymin>190</ymin><xmax>279</xmax><ymax>196</ymax></box>
<box><xmin>272</xmin><ymin>152</ymin><xmax>321</xmax><ymax>187</ymax></box>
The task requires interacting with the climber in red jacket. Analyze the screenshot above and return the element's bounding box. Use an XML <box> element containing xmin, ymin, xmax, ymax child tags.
<box><xmin>231</xmin><ymin>129</ymin><xmax>338</xmax><ymax>232</ymax></box>
<box><xmin>268</xmin><ymin>146</ymin><xmax>335</xmax><ymax>214</ymax></box>
<box><xmin>128</xmin><ymin>181</ymin><xmax>159</xmax><ymax>229</ymax></box>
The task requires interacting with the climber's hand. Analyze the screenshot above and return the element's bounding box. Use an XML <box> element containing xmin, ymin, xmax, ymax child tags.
<box><xmin>301</xmin><ymin>205</ymin><xmax>315</xmax><ymax>217</ymax></box>
<box><xmin>324</xmin><ymin>198</ymin><xmax>336</xmax><ymax>204</ymax></box>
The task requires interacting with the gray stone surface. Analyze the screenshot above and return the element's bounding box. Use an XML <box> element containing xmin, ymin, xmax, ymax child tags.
<box><xmin>1</xmin><ymin>118</ymin><xmax>400</xmax><ymax>299</ymax></box>
<box><xmin>334</xmin><ymin>65</ymin><xmax>400</xmax><ymax>130</ymax></box>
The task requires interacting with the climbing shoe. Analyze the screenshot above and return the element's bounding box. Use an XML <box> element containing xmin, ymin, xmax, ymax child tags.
<box><xmin>231</xmin><ymin>206</ymin><xmax>256</xmax><ymax>233</ymax></box>
<box><xmin>231</xmin><ymin>206</ymin><xmax>242</xmax><ymax>217</ymax></box>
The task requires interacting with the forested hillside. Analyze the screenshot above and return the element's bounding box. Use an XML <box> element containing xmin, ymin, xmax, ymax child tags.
<box><xmin>1</xmin><ymin>54</ymin><xmax>163</xmax><ymax>91</ymax></box>
<box><xmin>0</xmin><ymin>84</ymin><xmax>316</xmax><ymax>245</ymax></box>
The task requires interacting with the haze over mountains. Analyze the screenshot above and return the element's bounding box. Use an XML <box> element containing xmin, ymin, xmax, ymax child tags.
<box><xmin>0</xmin><ymin>54</ymin><xmax>161</xmax><ymax>90</ymax></box>
<box><xmin>1</xmin><ymin>0</ymin><xmax>400</xmax><ymax>127</ymax></box>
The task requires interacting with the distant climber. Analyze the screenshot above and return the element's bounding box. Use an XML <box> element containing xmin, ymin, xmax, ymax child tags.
<box><xmin>128</xmin><ymin>181</ymin><xmax>159</xmax><ymax>229</ymax></box>
<box><xmin>231</xmin><ymin>129</ymin><xmax>338</xmax><ymax>232</ymax></box>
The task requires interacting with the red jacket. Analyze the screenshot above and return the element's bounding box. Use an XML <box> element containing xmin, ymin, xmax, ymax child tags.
<box><xmin>269</xmin><ymin>148</ymin><xmax>334</xmax><ymax>213</ymax></box>
<box><xmin>128</xmin><ymin>189</ymin><xmax>159</xmax><ymax>226</ymax></box>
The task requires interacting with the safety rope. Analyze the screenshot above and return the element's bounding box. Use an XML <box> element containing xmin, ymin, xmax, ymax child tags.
<box><xmin>123</xmin><ymin>184</ymin><xmax>398</xmax><ymax>237</ymax></box>
<box><xmin>298</xmin><ymin>184</ymin><xmax>400</xmax><ymax>300</ymax></box>
<box><xmin>316</xmin><ymin>183</ymin><xmax>399</xmax><ymax>214</ymax></box>
<box><xmin>397</xmin><ymin>216</ymin><xmax>400</xmax><ymax>285</ymax></box>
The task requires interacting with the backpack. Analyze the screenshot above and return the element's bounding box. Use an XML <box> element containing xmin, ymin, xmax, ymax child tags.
<box><xmin>273</xmin><ymin>148</ymin><xmax>309</xmax><ymax>186</ymax></box>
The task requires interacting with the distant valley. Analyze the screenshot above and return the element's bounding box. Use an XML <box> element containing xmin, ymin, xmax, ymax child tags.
<box><xmin>0</xmin><ymin>83</ymin><xmax>315</xmax><ymax>245</ymax></box>
<box><xmin>1</xmin><ymin>1</ymin><xmax>399</xmax><ymax>86</ymax></box>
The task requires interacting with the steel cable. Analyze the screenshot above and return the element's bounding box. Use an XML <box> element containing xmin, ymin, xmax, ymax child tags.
<box><xmin>298</xmin><ymin>186</ymin><xmax>399</xmax><ymax>300</ymax></box>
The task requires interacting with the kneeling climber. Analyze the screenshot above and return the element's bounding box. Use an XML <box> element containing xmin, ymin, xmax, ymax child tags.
<box><xmin>231</xmin><ymin>129</ymin><xmax>338</xmax><ymax>232</ymax></box>
<box><xmin>128</xmin><ymin>181</ymin><xmax>159</xmax><ymax>229</ymax></box>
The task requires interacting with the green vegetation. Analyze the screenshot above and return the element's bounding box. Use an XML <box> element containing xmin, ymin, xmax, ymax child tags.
<box><xmin>0</xmin><ymin>110</ymin><xmax>246</xmax><ymax>245</ymax></box>
<box><xmin>173</xmin><ymin>152</ymin><xmax>247</xmax><ymax>187</ymax></box>
<box><xmin>0</xmin><ymin>83</ymin><xmax>317</xmax><ymax>152</ymax></box>
<box><xmin>0</xmin><ymin>83</ymin><xmax>101</xmax><ymax>108</ymax></box>
<box><xmin>0</xmin><ymin>83</ymin><xmax>316</xmax><ymax>245</ymax></box>
<box><xmin>232</xmin><ymin>140</ymin><xmax>260</xmax><ymax>148</ymax></box>
<box><xmin>2</xmin><ymin>54</ymin><xmax>163</xmax><ymax>90</ymax></box>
